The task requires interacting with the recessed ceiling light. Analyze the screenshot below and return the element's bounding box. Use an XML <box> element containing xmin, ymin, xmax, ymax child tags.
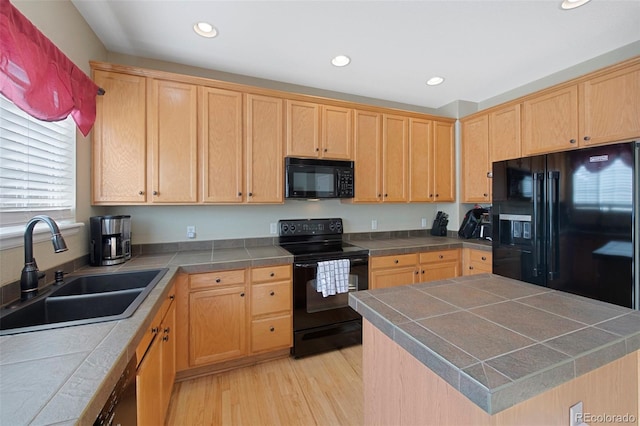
<box><xmin>560</xmin><ymin>0</ymin><xmax>591</xmax><ymax>10</ymax></box>
<box><xmin>193</xmin><ymin>22</ymin><xmax>218</xmax><ymax>38</ymax></box>
<box><xmin>331</xmin><ymin>55</ymin><xmax>351</xmax><ymax>67</ymax></box>
<box><xmin>426</xmin><ymin>76</ymin><xmax>445</xmax><ymax>86</ymax></box>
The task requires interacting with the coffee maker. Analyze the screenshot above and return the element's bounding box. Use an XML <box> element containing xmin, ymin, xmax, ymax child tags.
<box><xmin>90</xmin><ymin>215</ymin><xmax>131</xmax><ymax>266</ymax></box>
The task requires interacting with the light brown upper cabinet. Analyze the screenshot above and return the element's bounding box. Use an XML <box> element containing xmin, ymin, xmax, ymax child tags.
<box><xmin>351</xmin><ymin>110</ymin><xmax>383</xmax><ymax>203</ymax></box>
<box><xmin>522</xmin><ymin>85</ymin><xmax>579</xmax><ymax>156</ymax></box>
<box><xmin>92</xmin><ymin>70</ymin><xmax>147</xmax><ymax>204</ymax></box>
<box><xmin>408</xmin><ymin>118</ymin><xmax>433</xmax><ymax>202</ymax></box>
<box><xmin>579</xmin><ymin>62</ymin><xmax>640</xmax><ymax>146</ymax></box>
<box><xmin>461</xmin><ymin>114</ymin><xmax>491</xmax><ymax>203</ymax></box>
<box><xmin>432</xmin><ymin>121</ymin><xmax>455</xmax><ymax>202</ymax></box>
<box><xmin>382</xmin><ymin>114</ymin><xmax>409</xmax><ymax>202</ymax></box>
<box><xmin>199</xmin><ymin>87</ymin><xmax>244</xmax><ymax>203</ymax></box>
<box><xmin>490</xmin><ymin>103</ymin><xmax>521</xmax><ymax>162</ymax></box>
<box><xmin>200</xmin><ymin>90</ymin><xmax>283</xmax><ymax>204</ymax></box>
<box><xmin>148</xmin><ymin>79</ymin><xmax>199</xmax><ymax>203</ymax></box>
<box><xmin>285</xmin><ymin>100</ymin><xmax>351</xmax><ymax>160</ymax></box>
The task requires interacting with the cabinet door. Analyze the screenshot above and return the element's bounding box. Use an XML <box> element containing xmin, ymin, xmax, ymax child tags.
<box><xmin>522</xmin><ymin>85</ymin><xmax>579</xmax><ymax>155</ymax></box>
<box><xmin>408</xmin><ymin>118</ymin><xmax>433</xmax><ymax>202</ymax></box>
<box><xmin>148</xmin><ymin>79</ymin><xmax>198</xmax><ymax>203</ymax></box>
<box><xmin>200</xmin><ymin>87</ymin><xmax>243</xmax><ymax>203</ymax></box>
<box><xmin>461</xmin><ymin>115</ymin><xmax>491</xmax><ymax>203</ymax></box>
<box><xmin>189</xmin><ymin>285</ymin><xmax>247</xmax><ymax>365</ymax></box>
<box><xmin>92</xmin><ymin>71</ymin><xmax>147</xmax><ymax>204</ymax></box>
<box><xmin>160</xmin><ymin>299</ymin><xmax>176</xmax><ymax>417</ymax></box>
<box><xmin>321</xmin><ymin>105</ymin><xmax>352</xmax><ymax>159</ymax></box>
<box><xmin>352</xmin><ymin>110</ymin><xmax>382</xmax><ymax>202</ymax></box>
<box><xmin>251</xmin><ymin>314</ymin><xmax>292</xmax><ymax>353</ymax></box>
<box><xmin>433</xmin><ymin>121</ymin><xmax>455</xmax><ymax>202</ymax></box>
<box><xmin>420</xmin><ymin>261</ymin><xmax>460</xmax><ymax>282</ymax></box>
<box><xmin>137</xmin><ymin>335</ymin><xmax>162</xmax><ymax>426</ymax></box>
<box><xmin>463</xmin><ymin>248</ymin><xmax>493</xmax><ymax>276</ymax></box>
<box><xmin>382</xmin><ymin>114</ymin><xmax>408</xmax><ymax>202</ymax></box>
<box><xmin>286</xmin><ymin>100</ymin><xmax>320</xmax><ymax>157</ymax></box>
<box><xmin>370</xmin><ymin>266</ymin><xmax>417</xmax><ymax>289</ymax></box>
<box><xmin>246</xmin><ymin>94</ymin><xmax>284</xmax><ymax>203</ymax></box>
<box><xmin>490</xmin><ymin>103</ymin><xmax>521</xmax><ymax>162</ymax></box>
<box><xmin>580</xmin><ymin>63</ymin><xmax>640</xmax><ymax>146</ymax></box>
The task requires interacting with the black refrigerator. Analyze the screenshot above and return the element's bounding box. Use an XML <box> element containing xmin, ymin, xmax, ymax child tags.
<box><xmin>492</xmin><ymin>141</ymin><xmax>639</xmax><ymax>309</ymax></box>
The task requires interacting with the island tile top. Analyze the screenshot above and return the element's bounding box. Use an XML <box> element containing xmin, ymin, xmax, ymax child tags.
<box><xmin>349</xmin><ymin>274</ymin><xmax>640</xmax><ymax>414</ymax></box>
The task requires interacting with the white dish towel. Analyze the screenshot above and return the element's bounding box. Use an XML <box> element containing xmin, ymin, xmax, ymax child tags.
<box><xmin>316</xmin><ymin>259</ymin><xmax>350</xmax><ymax>297</ymax></box>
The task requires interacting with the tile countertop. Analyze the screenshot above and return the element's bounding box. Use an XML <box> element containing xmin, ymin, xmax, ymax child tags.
<box><xmin>0</xmin><ymin>235</ymin><xmax>488</xmax><ymax>425</ymax></box>
<box><xmin>0</xmin><ymin>246</ymin><xmax>293</xmax><ymax>426</ymax></box>
<box><xmin>348</xmin><ymin>274</ymin><xmax>640</xmax><ymax>415</ymax></box>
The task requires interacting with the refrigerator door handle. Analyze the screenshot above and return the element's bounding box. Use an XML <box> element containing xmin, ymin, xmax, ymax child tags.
<box><xmin>547</xmin><ymin>171</ymin><xmax>560</xmax><ymax>280</ymax></box>
<box><xmin>532</xmin><ymin>172</ymin><xmax>545</xmax><ymax>278</ymax></box>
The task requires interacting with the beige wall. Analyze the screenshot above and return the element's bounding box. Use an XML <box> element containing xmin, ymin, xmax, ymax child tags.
<box><xmin>0</xmin><ymin>0</ymin><xmax>107</xmax><ymax>287</ymax></box>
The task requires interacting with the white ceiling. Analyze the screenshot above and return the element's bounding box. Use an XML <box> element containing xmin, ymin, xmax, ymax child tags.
<box><xmin>71</xmin><ymin>0</ymin><xmax>640</xmax><ymax>110</ymax></box>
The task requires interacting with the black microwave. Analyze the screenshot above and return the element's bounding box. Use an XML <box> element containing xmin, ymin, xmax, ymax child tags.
<box><xmin>285</xmin><ymin>157</ymin><xmax>355</xmax><ymax>199</ymax></box>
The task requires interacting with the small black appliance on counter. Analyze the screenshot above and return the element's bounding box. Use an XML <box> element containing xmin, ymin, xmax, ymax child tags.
<box><xmin>90</xmin><ymin>215</ymin><xmax>131</xmax><ymax>266</ymax></box>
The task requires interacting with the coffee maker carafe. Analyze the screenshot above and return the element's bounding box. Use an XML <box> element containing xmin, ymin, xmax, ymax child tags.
<box><xmin>90</xmin><ymin>215</ymin><xmax>131</xmax><ymax>266</ymax></box>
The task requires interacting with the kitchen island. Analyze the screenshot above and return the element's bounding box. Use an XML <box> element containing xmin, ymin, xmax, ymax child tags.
<box><xmin>349</xmin><ymin>274</ymin><xmax>640</xmax><ymax>425</ymax></box>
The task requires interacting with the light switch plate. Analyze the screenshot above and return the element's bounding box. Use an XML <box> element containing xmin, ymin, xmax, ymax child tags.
<box><xmin>270</xmin><ymin>223</ymin><xmax>277</xmax><ymax>234</ymax></box>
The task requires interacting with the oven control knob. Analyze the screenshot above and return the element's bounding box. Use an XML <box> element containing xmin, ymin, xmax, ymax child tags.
<box><xmin>282</xmin><ymin>224</ymin><xmax>289</xmax><ymax>233</ymax></box>
<box><xmin>335</xmin><ymin>221</ymin><xmax>342</xmax><ymax>232</ymax></box>
<box><xmin>289</xmin><ymin>224</ymin><xmax>296</xmax><ymax>233</ymax></box>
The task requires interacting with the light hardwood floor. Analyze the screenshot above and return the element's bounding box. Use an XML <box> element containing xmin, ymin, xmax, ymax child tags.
<box><xmin>166</xmin><ymin>345</ymin><xmax>363</xmax><ymax>426</ymax></box>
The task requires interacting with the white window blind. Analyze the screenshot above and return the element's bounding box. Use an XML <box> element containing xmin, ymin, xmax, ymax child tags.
<box><xmin>0</xmin><ymin>93</ymin><xmax>76</xmax><ymax>227</ymax></box>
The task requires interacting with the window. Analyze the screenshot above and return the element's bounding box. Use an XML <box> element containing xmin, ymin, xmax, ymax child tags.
<box><xmin>572</xmin><ymin>158</ymin><xmax>633</xmax><ymax>212</ymax></box>
<box><xmin>0</xmin><ymin>93</ymin><xmax>76</xmax><ymax>228</ymax></box>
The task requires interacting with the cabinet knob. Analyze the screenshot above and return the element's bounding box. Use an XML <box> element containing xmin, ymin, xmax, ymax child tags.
<box><xmin>429</xmin><ymin>193</ymin><xmax>434</xmax><ymax>198</ymax></box>
<box><xmin>240</xmin><ymin>292</ymin><xmax>245</xmax><ymax>297</ymax></box>
<box><xmin>323</xmin><ymin>148</ymin><xmax>328</xmax><ymax>152</ymax></box>
<box><xmin>569</xmin><ymin>139</ymin><xmax>577</xmax><ymax>144</ymax></box>
<box><xmin>421</xmin><ymin>270</ymin><xmax>425</xmax><ymax>274</ymax></box>
<box><xmin>384</xmin><ymin>193</ymin><xmax>388</xmax><ymax>197</ymax></box>
<box><xmin>469</xmin><ymin>266</ymin><xmax>474</xmax><ymax>270</ymax></box>
<box><xmin>435</xmin><ymin>194</ymin><xmax>439</xmax><ymax>198</ymax></box>
<box><xmin>487</xmin><ymin>172</ymin><xmax>493</xmax><ymax>178</ymax></box>
<box><xmin>164</xmin><ymin>327</ymin><xmax>170</xmax><ymax>334</ymax></box>
<box><xmin>248</xmin><ymin>192</ymin><xmax>253</xmax><ymax>197</ymax></box>
<box><xmin>169</xmin><ymin>294</ymin><xmax>175</xmax><ymax>301</ymax></box>
<box><xmin>215</xmin><ymin>278</ymin><xmax>221</xmax><ymax>283</ymax></box>
<box><xmin>270</xmin><ymin>327</ymin><xmax>275</xmax><ymax>332</ymax></box>
<box><xmin>394</xmin><ymin>259</ymin><xmax>399</xmax><ymax>264</ymax></box>
<box><xmin>483</xmin><ymin>193</ymin><xmax>488</xmax><ymax>197</ymax></box>
<box><xmin>415</xmin><ymin>270</ymin><xmax>419</xmax><ymax>275</ymax></box>
<box><xmin>238</xmin><ymin>192</ymin><xmax>242</xmax><ymax>196</ymax></box>
<box><xmin>584</xmin><ymin>136</ymin><xmax>591</xmax><ymax>141</ymax></box>
<box><xmin>378</xmin><ymin>194</ymin><xmax>382</xmax><ymax>198</ymax></box>
<box><xmin>439</xmin><ymin>255</ymin><xmax>444</xmax><ymax>259</ymax></box>
<box><xmin>270</xmin><ymin>272</ymin><xmax>275</xmax><ymax>277</ymax></box>
<box><xmin>151</xmin><ymin>327</ymin><xmax>160</xmax><ymax>334</ymax></box>
<box><xmin>153</xmin><ymin>190</ymin><xmax>158</xmax><ymax>195</ymax></box>
<box><xmin>270</xmin><ymin>291</ymin><xmax>275</xmax><ymax>296</ymax></box>
<box><xmin>138</xmin><ymin>191</ymin><xmax>145</xmax><ymax>195</ymax></box>
<box><xmin>315</xmin><ymin>148</ymin><xmax>320</xmax><ymax>152</ymax></box>
<box><xmin>163</xmin><ymin>335</ymin><xmax>169</xmax><ymax>342</ymax></box>
<box><xmin>481</xmin><ymin>256</ymin><xmax>487</xmax><ymax>261</ymax></box>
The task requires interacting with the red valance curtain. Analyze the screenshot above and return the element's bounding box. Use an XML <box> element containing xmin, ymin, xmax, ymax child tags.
<box><xmin>0</xmin><ymin>0</ymin><xmax>101</xmax><ymax>136</ymax></box>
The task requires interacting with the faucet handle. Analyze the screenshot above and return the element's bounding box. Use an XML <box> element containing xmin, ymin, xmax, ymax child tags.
<box><xmin>54</xmin><ymin>270</ymin><xmax>66</xmax><ymax>285</ymax></box>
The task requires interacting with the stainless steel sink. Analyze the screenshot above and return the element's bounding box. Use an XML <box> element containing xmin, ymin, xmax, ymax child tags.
<box><xmin>0</xmin><ymin>268</ymin><xmax>168</xmax><ymax>335</ymax></box>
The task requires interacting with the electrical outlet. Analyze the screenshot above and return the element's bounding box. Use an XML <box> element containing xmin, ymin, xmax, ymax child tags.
<box><xmin>371</xmin><ymin>219</ymin><xmax>378</xmax><ymax>230</ymax></box>
<box><xmin>270</xmin><ymin>223</ymin><xmax>277</xmax><ymax>234</ymax></box>
<box><xmin>187</xmin><ymin>225</ymin><xmax>196</xmax><ymax>239</ymax></box>
<box><xmin>569</xmin><ymin>401</ymin><xmax>586</xmax><ymax>426</ymax></box>
<box><xmin>421</xmin><ymin>217</ymin><xmax>427</xmax><ymax>228</ymax></box>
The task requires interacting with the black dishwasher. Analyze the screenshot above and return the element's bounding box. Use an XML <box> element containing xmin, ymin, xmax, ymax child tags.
<box><xmin>94</xmin><ymin>356</ymin><xmax>137</xmax><ymax>426</ymax></box>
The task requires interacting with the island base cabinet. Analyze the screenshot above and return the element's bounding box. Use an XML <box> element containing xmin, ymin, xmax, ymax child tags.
<box><xmin>363</xmin><ymin>321</ymin><xmax>639</xmax><ymax>426</ymax></box>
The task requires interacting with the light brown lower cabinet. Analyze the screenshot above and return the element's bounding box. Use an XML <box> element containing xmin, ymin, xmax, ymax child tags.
<box><xmin>175</xmin><ymin>264</ymin><xmax>292</xmax><ymax>378</ymax></box>
<box><xmin>463</xmin><ymin>248</ymin><xmax>493</xmax><ymax>275</ymax></box>
<box><xmin>136</xmin><ymin>284</ymin><xmax>176</xmax><ymax>426</ymax></box>
<box><xmin>370</xmin><ymin>249</ymin><xmax>461</xmax><ymax>289</ymax></box>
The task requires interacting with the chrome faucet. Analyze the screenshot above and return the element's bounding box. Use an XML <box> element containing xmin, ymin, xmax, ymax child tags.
<box><xmin>20</xmin><ymin>215</ymin><xmax>68</xmax><ymax>300</ymax></box>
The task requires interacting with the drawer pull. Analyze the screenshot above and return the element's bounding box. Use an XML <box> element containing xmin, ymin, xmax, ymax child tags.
<box><xmin>215</xmin><ymin>278</ymin><xmax>221</xmax><ymax>283</ymax></box>
<box><xmin>394</xmin><ymin>259</ymin><xmax>399</xmax><ymax>264</ymax></box>
<box><xmin>414</xmin><ymin>270</ymin><xmax>419</xmax><ymax>275</ymax></box>
<box><xmin>169</xmin><ymin>294</ymin><xmax>175</xmax><ymax>301</ymax></box>
<box><xmin>270</xmin><ymin>291</ymin><xmax>275</xmax><ymax>296</ymax></box>
<box><xmin>481</xmin><ymin>256</ymin><xmax>487</xmax><ymax>261</ymax></box>
<box><xmin>270</xmin><ymin>272</ymin><xmax>275</xmax><ymax>277</ymax></box>
<box><xmin>164</xmin><ymin>327</ymin><xmax>170</xmax><ymax>334</ymax></box>
<box><xmin>421</xmin><ymin>270</ymin><xmax>425</xmax><ymax>274</ymax></box>
<box><xmin>469</xmin><ymin>266</ymin><xmax>474</xmax><ymax>270</ymax></box>
<box><xmin>270</xmin><ymin>327</ymin><xmax>275</xmax><ymax>332</ymax></box>
<box><xmin>151</xmin><ymin>327</ymin><xmax>159</xmax><ymax>334</ymax></box>
<box><xmin>439</xmin><ymin>255</ymin><xmax>444</xmax><ymax>259</ymax></box>
<box><xmin>163</xmin><ymin>335</ymin><xmax>169</xmax><ymax>342</ymax></box>
<box><xmin>240</xmin><ymin>292</ymin><xmax>245</xmax><ymax>297</ymax></box>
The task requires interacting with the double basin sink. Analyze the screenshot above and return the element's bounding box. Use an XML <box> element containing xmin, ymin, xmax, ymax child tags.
<box><xmin>0</xmin><ymin>268</ymin><xmax>168</xmax><ymax>335</ymax></box>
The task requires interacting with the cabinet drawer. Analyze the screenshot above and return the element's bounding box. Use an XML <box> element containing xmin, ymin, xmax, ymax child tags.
<box><xmin>189</xmin><ymin>269</ymin><xmax>245</xmax><ymax>290</ymax></box>
<box><xmin>469</xmin><ymin>250</ymin><xmax>492</xmax><ymax>265</ymax></box>
<box><xmin>251</xmin><ymin>264</ymin><xmax>291</xmax><ymax>283</ymax></box>
<box><xmin>420</xmin><ymin>249</ymin><xmax>460</xmax><ymax>264</ymax></box>
<box><xmin>251</xmin><ymin>314</ymin><xmax>292</xmax><ymax>353</ymax></box>
<box><xmin>251</xmin><ymin>281</ymin><xmax>292</xmax><ymax>316</ymax></box>
<box><xmin>370</xmin><ymin>253</ymin><xmax>418</xmax><ymax>269</ymax></box>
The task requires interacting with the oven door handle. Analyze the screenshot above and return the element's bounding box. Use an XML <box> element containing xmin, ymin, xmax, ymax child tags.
<box><xmin>294</xmin><ymin>258</ymin><xmax>368</xmax><ymax>268</ymax></box>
